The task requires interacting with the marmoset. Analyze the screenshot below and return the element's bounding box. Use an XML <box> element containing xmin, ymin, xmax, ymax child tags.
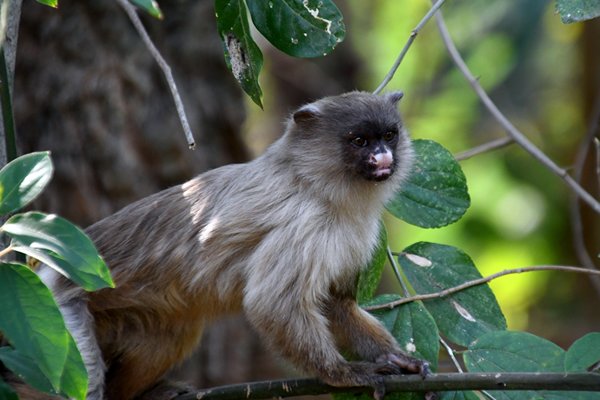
<box><xmin>38</xmin><ymin>91</ymin><xmax>428</xmax><ymax>400</ymax></box>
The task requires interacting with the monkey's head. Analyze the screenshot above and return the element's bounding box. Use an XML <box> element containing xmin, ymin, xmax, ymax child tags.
<box><xmin>285</xmin><ymin>91</ymin><xmax>413</xmax><ymax>188</ymax></box>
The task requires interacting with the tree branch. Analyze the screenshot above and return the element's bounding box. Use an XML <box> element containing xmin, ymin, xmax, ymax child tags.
<box><xmin>176</xmin><ymin>373</ymin><xmax>600</xmax><ymax>399</ymax></box>
<box><xmin>373</xmin><ymin>0</ymin><xmax>446</xmax><ymax>95</ymax></box>
<box><xmin>364</xmin><ymin>264</ymin><xmax>600</xmax><ymax>311</ymax></box>
<box><xmin>434</xmin><ymin>11</ymin><xmax>600</xmax><ymax>214</ymax></box>
<box><xmin>455</xmin><ymin>137</ymin><xmax>514</xmax><ymax>161</ymax></box>
<box><xmin>115</xmin><ymin>0</ymin><xmax>196</xmax><ymax>149</ymax></box>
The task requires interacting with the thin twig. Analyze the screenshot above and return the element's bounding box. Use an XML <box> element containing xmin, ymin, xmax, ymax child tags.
<box><xmin>179</xmin><ymin>373</ymin><xmax>600</xmax><ymax>399</ymax></box>
<box><xmin>373</xmin><ymin>0</ymin><xmax>446</xmax><ymax>95</ymax></box>
<box><xmin>0</xmin><ymin>245</ymin><xmax>13</xmax><ymax>259</ymax></box>
<box><xmin>115</xmin><ymin>0</ymin><xmax>196</xmax><ymax>149</ymax></box>
<box><xmin>455</xmin><ymin>137</ymin><xmax>514</xmax><ymax>161</ymax></box>
<box><xmin>439</xmin><ymin>337</ymin><xmax>463</xmax><ymax>372</ymax></box>
<box><xmin>435</xmin><ymin>11</ymin><xmax>600</xmax><ymax>214</ymax></box>
<box><xmin>364</xmin><ymin>264</ymin><xmax>600</xmax><ymax>311</ymax></box>
<box><xmin>569</xmin><ymin>85</ymin><xmax>600</xmax><ymax>295</ymax></box>
<box><xmin>387</xmin><ymin>246</ymin><xmax>410</xmax><ymax>297</ymax></box>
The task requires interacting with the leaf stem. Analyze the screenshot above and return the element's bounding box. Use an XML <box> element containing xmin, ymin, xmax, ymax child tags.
<box><xmin>0</xmin><ymin>245</ymin><xmax>13</xmax><ymax>259</ymax></box>
<box><xmin>0</xmin><ymin>48</ymin><xmax>17</xmax><ymax>162</ymax></box>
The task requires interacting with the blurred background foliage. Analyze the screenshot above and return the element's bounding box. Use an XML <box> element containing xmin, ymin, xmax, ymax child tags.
<box><xmin>244</xmin><ymin>0</ymin><xmax>599</xmax><ymax>345</ymax></box>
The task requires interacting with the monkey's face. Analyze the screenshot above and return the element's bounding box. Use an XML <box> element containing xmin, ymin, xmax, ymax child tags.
<box><xmin>343</xmin><ymin>121</ymin><xmax>400</xmax><ymax>182</ymax></box>
<box><xmin>289</xmin><ymin>91</ymin><xmax>412</xmax><ymax>186</ymax></box>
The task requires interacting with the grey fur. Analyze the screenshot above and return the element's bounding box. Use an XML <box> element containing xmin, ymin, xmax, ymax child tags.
<box><xmin>40</xmin><ymin>91</ymin><xmax>422</xmax><ymax>399</ymax></box>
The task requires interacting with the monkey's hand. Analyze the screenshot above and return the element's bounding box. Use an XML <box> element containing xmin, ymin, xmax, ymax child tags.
<box><xmin>324</xmin><ymin>357</ymin><xmax>431</xmax><ymax>400</ymax></box>
<box><xmin>376</xmin><ymin>352</ymin><xmax>430</xmax><ymax>378</ymax></box>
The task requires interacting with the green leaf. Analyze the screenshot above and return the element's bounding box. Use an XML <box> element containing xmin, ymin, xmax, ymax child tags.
<box><xmin>556</xmin><ymin>0</ymin><xmax>600</xmax><ymax>23</ymax></box>
<box><xmin>368</xmin><ymin>295</ymin><xmax>440</xmax><ymax>371</ymax></box>
<box><xmin>3</xmin><ymin>212</ymin><xmax>113</xmax><ymax>291</ymax></box>
<box><xmin>215</xmin><ymin>0</ymin><xmax>264</xmax><ymax>107</ymax></box>
<box><xmin>357</xmin><ymin>224</ymin><xmax>387</xmax><ymax>304</ymax></box>
<box><xmin>246</xmin><ymin>0</ymin><xmax>345</xmax><ymax>58</ymax></box>
<box><xmin>0</xmin><ymin>151</ymin><xmax>53</xmax><ymax>215</ymax></box>
<box><xmin>0</xmin><ymin>347</ymin><xmax>54</xmax><ymax>394</ymax></box>
<box><xmin>565</xmin><ymin>332</ymin><xmax>600</xmax><ymax>372</ymax></box>
<box><xmin>0</xmin><ymin>263</ymin><xmax>88</xmax><ymax>399</ymax></box>
<box><xmin>129</xmin><ymin>0</ymin><xmax>163</xmax><ymax>19</ymax></box>
<box><xmin>464</xmin><ymin>331</ymin><xmax>565</xmax><ymax>400</ymax></box>
<box><xmin>387</xmin><ymin>140</ymin><xmax>470</xmax><ymax>228</ymax></box>
<box><xmin>0</xmin><ymin>378</ymin><xmax>18</xmax><ymax>400</ymax></box>
<box><xmin>35</xmin><ymin>0</ymin><xmax>58</xmax><ymax>8</ymax></box>
<box><xmin>398</xmin><ymin>242</ymin><xmax>506</xmax><ymax>347</ymax></box>
<box><xmin>439</xmin><ymin>391</ymin><xmax>480</xmax><ymax>400</ymax></box>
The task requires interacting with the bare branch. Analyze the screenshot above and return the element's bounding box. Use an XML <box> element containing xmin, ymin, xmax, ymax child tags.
<box><xmin>115</xmin><ymin>0</ymin><xmax>196</xmax><ymax>149</ymax></box>
<box><xmin>373</xmin><ymin>0</ymin><xmax>446</xmax><ymax>95</ymax></box>
<box><xmin>434</xmin><ymin>11</ymin><xmax>600</xmax><ymax>214</ymax></box>
<box><xmin>178</xmin><ymin>373</ymin><xmax>600</xmax><ymax>399</ymax></box>
<box><xmin>455</xmin><ymin>137</ymin><xmax>514</xmax><ymax>161</ymax></box>
<box><xmin>569</xmin><ymin>86</ymin><xmax>600</xmax><ymax>295</ymax></box>
<box><xmin>364</xmin><ymin>264</ymin><xmax>600</xmax><ymax>311</ymax></box>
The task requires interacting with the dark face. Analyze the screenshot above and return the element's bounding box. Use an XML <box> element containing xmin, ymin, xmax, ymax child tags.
<box><xmin>341</xmin><ymin>120</ymin><xmax>400</xmax><ymax>182</ymax></box>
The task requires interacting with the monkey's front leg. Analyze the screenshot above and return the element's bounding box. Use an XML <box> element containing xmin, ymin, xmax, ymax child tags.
<box><xmin>327</xmin><ymin>297</ymin><xmax>430</xmax><ymax>377</ymax></box>
<box><xmin>243</xmin><ymin>287</ymin><xmax>417</xmax><ymax>398</ymax></box>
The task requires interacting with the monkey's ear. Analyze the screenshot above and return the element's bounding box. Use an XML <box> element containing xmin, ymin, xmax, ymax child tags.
<box><xmin>293</xmin><ymin>104</ymin><xmax>322</xmax><ymax>123</ymax></box>
<box><xmin>384</xmin><ymin>91</ymin><xmax>404</xmax><ymax>106</ymax></box>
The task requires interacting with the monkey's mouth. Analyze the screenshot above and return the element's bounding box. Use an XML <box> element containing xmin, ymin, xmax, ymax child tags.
<box><xmin>368</xmin><ymin>167</ymin><xmax>393</xmax><ymax>181</ymax></box>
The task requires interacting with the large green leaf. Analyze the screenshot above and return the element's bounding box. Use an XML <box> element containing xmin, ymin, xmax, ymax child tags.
<box><xmin>398</xmin><ymin>242</ymin><xmax>506</xmax><ymax>347</ymax></box>
<box><xmin>0</xmin><ymin>151</ymin><xmax>53</xmax><ymax>215</ymax></box>
<box><xmin>356</xmin><ymin>224</ymin><xmax>387</xmax><ymax>304</ymax></box>
<box><xmin>439</xmin><ymin>391</ymin><xmax>480</xmax><ymax>400</ymax></box>
<box><xmin>215</xmin><ymin>0</ymin><xmax>264</xmax><ymax>107</ymax></box>
<box><xmin>387</xmin><ymin>140</ymin><xmax>470</xmax><ymax>228</ymax></box>
<box><xmin>367</xmin><ymin>295</ymin><xmax>440</xmax><ymax>371</ymax></box>
<box><xmin>246</xmin><ymin>0</ymin><xmax>345</xmax><ymax>58</ymax></box>
<box><xmin>565</xmin><ymin>332</ymin><xmax>600</xmax><ymax>372</ymax></box>
<box><xmin>0</xmin><ymin>263</ymin><xmax>88</xmax><ymax>399</ymax></box>
<box><xmin>129</xmin><ymin>0</ymin><xmax>163</xmax><ymax>19</ymax></box>
<box><xmin>3</xmin><ymin>212</ymin><xmax>113</xmax><ymax>291</ymax></box>
<box><xmin>464</xmin><ymin>331</ymin><xmax>565</xmax><ymax>400</ymax></box>
<box><xmin>556</xmin><ymin>0</ymin><xmax>600</xmax><ymax>23</ymax></box>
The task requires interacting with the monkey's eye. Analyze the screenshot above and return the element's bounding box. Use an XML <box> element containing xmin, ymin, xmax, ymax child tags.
<box><xmin>382</xmin><ymin>131</ymin><xmax>396</xmax><ymax>142</ymax></box>
<box><xmin>351</xmin><ymin>136</ymin><xmax>368</xmax><ymax>147</ymax></box>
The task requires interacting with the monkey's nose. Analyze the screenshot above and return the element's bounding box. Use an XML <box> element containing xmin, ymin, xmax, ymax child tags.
<box><xmin>369</xmin><ymin>152</ymin><xmax>393</xmax><ymax>169</ymax></box>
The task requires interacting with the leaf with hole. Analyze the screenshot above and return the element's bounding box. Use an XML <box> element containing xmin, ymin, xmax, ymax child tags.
<box><xmin>246</xmin><ymin>0</ymin><xmax>345</xmax><ymax>58</ymax></box>
<box><xmin>3</xmin><ymin>211</ymin><xmax>113</xmax><ymax>291</ymax></box>
<box><xmin>215</xmin><ymin>0</ymin><xmax>264</xmax><ymax>107</ymax></box>
<box><xmin>556</xmin><ymin>0</ymin><xmax>600</xmax><ymax>23</ymax></box>
<box><xmin>387</xmin><ymin>140</ymin><xmax>470</xmax><ymax>228</ymax></box>
<box><xmin>0</xmin><ymin>152</ymin><xmax>53</xmax><ymax>215</ymax></box>
<box><xmin>398</xmin><ymin>242</ymin><xmax>506</xmax><ymax>347</ymax></box>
